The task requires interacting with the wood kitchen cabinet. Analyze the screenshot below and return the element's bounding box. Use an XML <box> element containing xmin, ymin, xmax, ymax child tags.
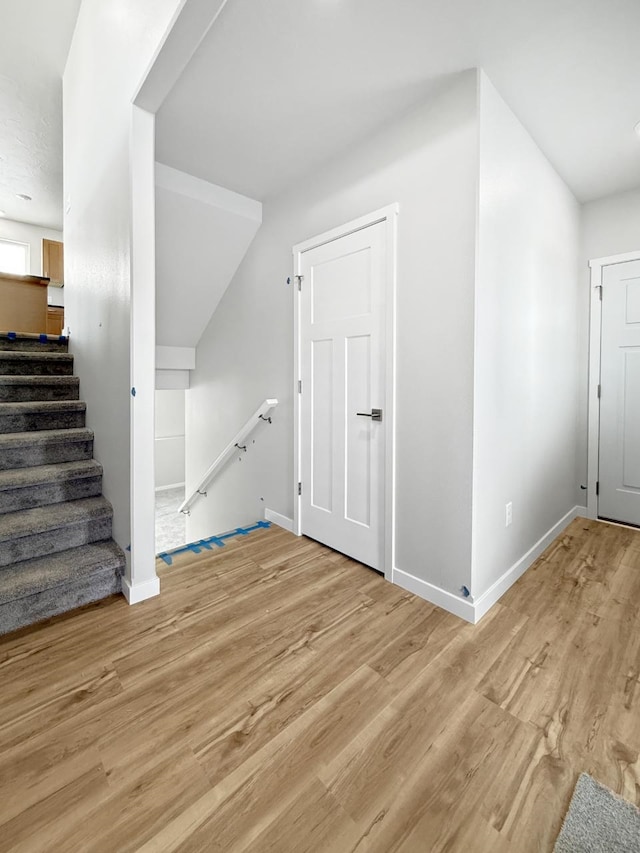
<box><xmin>42</xmin><ymin>239</ymin><xmax>64</xmax><ymax>285</ymax></box>
<box><xmin>46</xmin><ymin>306</ymin><xmax>64</xmax><ymax>336</ymax></box>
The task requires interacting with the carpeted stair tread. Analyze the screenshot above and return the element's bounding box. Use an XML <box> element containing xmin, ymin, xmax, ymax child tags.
<box><xmin>0</xmin><ymin>460</ymin><xmax>102</xmax><ymax>492</ymax></box>
<box><xmin>0</xmin><ymin>332</ymin><xmax>68</xmax><ymax>353</ymax></box>
<box><xmin>0</xmin><ymin>460</ymin><xmax>103</xmax><ymax>514</ymax></box>
<box><xmin>0</xmin><ymin>351</ymin><xmax>74</xmax><ymax>376</ymax></box>
<box><xmin>0</xmin><ymin>400</ymin><xmax>86</xmax><ymax>433</ymax></box>
<box><xmin>0</xmin><ymin>428</ymin><xmax>93</xmax><ymax>471</ymax></box>
<box><xmin>0</xmin><ymin>496</ymin><xmax>112</xmax><ymax>543</ymax></box>
<box><xmin>0</xmin><ymin>340</ymin><xmax>125</xmax><ymax>633</ymax></box>
<box><xmin>0</xmin><ymin>375</ymin><xmax>79</xmax><ymax>402</ymax></box>
<box><xmin>0</xmin><ymin>541</ymin><xmax>125</xmax><ymax>606</ymax></box>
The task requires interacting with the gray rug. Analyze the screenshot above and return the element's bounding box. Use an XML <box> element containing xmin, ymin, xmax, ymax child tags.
<box><xmin>555</xmin><ymin>773</ymin><xmax>640</xmax><ymax>852</ymax></box>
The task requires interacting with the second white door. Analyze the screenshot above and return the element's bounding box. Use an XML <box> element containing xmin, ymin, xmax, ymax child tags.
<box><xmin>298</xmin><ymin>219</ymin><xmax>388</xmax><ymax>570</ymax></box>
<box><xmin>599</xmin><ymin>258</ymin><xmax>640</xmax><ymax>527</ymax></box>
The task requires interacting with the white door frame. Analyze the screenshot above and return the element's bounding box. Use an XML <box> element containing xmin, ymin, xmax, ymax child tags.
<box><xmin>587</xmin><ymin>249</ymin><xmax>640</xmax><ymax>521</ymax></box>
<box><xmin>292</xmin><ymin>204</ymin><xmax>398</xmax><ymax>581</ymax></box>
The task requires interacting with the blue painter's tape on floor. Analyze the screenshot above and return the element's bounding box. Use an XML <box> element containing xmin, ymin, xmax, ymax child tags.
<box><xmin>157</xmin><ymin>520</ymin><xmax>272</xmax><ymax>565</ymax></box>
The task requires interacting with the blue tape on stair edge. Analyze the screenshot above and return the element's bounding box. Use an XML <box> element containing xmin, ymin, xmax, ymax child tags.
<box><xmin>7</xmin><ymin>332</ymin><xmax>16</xmax><ymax>340</ymax></box>
<box><xmin>39</xmin><ymin>334</ymin><xmax>48</xmax><ymax>343</ymax></box>
<box><xmin>157</xmin><ymin>520</ymin><xmax>272</xmax><ymax>565</ymax></box>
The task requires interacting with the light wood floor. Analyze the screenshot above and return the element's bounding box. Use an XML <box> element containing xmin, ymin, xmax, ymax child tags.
<box><xmin>1</xmin><ymin>518</ymin><xmax>639</xmax><ymax>852</ymax></box>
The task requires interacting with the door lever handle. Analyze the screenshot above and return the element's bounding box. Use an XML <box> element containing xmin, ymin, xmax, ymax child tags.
<box><xmin>356</xmin><ymin>408</ymin><xmax>383</xmax><ymax>422</ymax></box>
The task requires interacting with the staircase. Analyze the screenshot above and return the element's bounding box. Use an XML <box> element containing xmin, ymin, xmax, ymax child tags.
<box><xmin>0</xmin><ymin>332</ymin><xmax>125</xmax><ymax>635</ymax></box>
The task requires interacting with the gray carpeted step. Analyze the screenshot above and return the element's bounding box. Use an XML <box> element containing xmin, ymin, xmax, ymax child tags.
<box><xmin>0</xmin><ymin>375</ymin><xmax>79</xmax><ymax>402</ymax></box>
<box><xmin>0</xmin><ymin>460</ymin><xmax>103</xmax><ymax>513</ymax></box>
<box><xmin>0</xmin><ymin>541</ymin><xmax>125</xmax><ymax>635</ymax></box>
<box><xmin>0</xmin><ymin>428</ymin><xmax>94</xmax><ymax>471</ymax></box>
<box><xmin>0</xmin><ymin>400</ymin><xmax>86</xmax><ymax>433</ymax></box>
<box><xmin>0</xmin><ymin>351</ymin><xmax>74</xmax><ymax>376</ymax></box>
<box><xmin>0</xmin><ymin>496</ymin><xmax>113</xmax><ymax>567</ymax></box>
<box><xmin>0</xmin><ymin>332</ymin><xmax>68</xmax><ymax>353</ymax></box>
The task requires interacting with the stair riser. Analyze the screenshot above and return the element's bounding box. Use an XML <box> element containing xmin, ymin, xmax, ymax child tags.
<box><xmin>0</xmin><ymin>358</ymin><xmax>73</xmax><ymax>376</ymax></box>
<box><xmin>0</xmin><ymin>382</ymin><xmax>80</xmax><ymax>402</ymax></box>
<box><xmin>0</xmin><ymin>440</ymin><xmax>94</xmax><ymax>471</ymax></box>
<box><xmin>0</xmin><ymin>516</ymin><xmax>113</xmax><ymax>567</ymax></box>
<box><xmin>0</xmin><ymin>476</ymin><xmax>103</xmax><ymax>514</ymax></box>
<box><xmin>0</xmin><ymin>339</ymin><xmax>68</xmax><ymax>353</ymax></box>
<box><xmin>0</xmin><ymin>566</ymin><xmax>122</xmax><ymax>636</ymax></box>
<box><xmin>0</xmin><ymin>410</ymin><xmax>86</xmax><ymax>434</ymax></box>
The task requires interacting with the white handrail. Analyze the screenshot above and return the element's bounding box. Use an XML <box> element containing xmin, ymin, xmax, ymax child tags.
<box><xmin>179</xmin><ymin>398</ymin><xmax>278</xmax><ymax>514</ymax></box>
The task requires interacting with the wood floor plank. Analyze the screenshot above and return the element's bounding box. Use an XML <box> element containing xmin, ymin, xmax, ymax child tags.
<box><xmin>1</xmin><ymin>517</ymin><xmax>640</xmax><ymax>851</ymax></box>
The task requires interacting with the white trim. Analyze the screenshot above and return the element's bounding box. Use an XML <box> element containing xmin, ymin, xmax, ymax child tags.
<box><xmin>129</xmin><ymin>105</ymin><xmax>160</xmax><ymax>600</ymax></box>
<box><xmin>395</xmin><ymin>505</ymin><xmax>587</xmax><ymax>624</ymax></box>
<box><xmin>155</xmin><ymin>481</ymin><xmax>185</xmax><ymax>493</ymax></box>
<box><xmin>155</xmin><ymin>162</ymin><xmax>262</xmax><ymax>222</ymax></box>
<box><xmin>293</xmin><ymin>205</ymin><xmax>399</xmax><ymax>255</ymax></box>
<box><xmin>393</xmin><ymin>568</ymin><xmax>476</xmax><ymax>623</ymax></box>
<box><xmin>472</xmin><ymin>505</ymin><xmax>587</xmax><ymax>622</ymax></box>
<box><xmin>588</xmin><ymin>251</ymin><xmax>640</xmax><ymax>268</ymax></box>
<box><xmin>122</xmin><ymin>575</ymin><xmax>161</xmax><ymax>605</ymax></box>
<box><xmin>264</xmin><ymin>508</ymin><xmax>294</xmax><ymax>532</ymax></box>
<box><xmin>292</xmin><ymin>204</ymin><xmax>399</xmax><ymax>582</ymax></box>
<box><xmin>587</xmin><ymin>250</ymin><xmax>640</xmax><ymax>520</ymax></box>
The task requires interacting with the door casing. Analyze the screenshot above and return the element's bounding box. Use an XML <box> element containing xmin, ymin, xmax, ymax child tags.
<box><xmin>587</xmin><ymin>249</ymin><xmax>640</xmax><ymax>521</ymax></box>
<box><xmin>292</xmin><ymin>204</ymin><xmax>398</xmax><ymax>581</ymax></box>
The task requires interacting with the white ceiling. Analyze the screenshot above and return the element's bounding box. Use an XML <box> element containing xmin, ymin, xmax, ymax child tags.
<box><xmin>156</xmin><ymin>0</ymin><xmax>640</xmax><ymax>204</ymax></box>
<box><xmin>0</xmin><ymin>0</ymin><xmax>81</xmax><ymax>230</ymax></box>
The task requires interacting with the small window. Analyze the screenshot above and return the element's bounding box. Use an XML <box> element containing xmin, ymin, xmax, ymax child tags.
<box><xmin>0</xmin><ymin>239</ymin><xmax>29</xmax><ymax>275</ymax></box>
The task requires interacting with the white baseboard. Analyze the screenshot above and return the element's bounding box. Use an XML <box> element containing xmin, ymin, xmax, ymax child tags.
<box><xmin>393</xmin><ymin>505</ymin><xmax>587</xmax><ymax>625</ymax></box>
<box><xmin>393</xmin><ymin>567</ymin><xmax>476</xmax><ymax>622</ymax></box>
<box><xmin>472</xmin><ymin>504</ymin><xmax>587</xmax><ymax>622</ymax></box>
<box><xmin>122</xmin><ymin>575</ymin><xmax>161</xmax><ymax>604</ymax></box>
<box><xmin>155</xmin><ymin>482</ymin><xmax>185</xmax><ymax>493</ymax></box>
<box><xmin>264</xmin><ymin>508</ymin><xmax>294</xmax><ymax>533</ymax></box>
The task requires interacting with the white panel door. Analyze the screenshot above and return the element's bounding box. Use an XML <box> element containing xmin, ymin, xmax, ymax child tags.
<box><xmin>599</xmin><ymin>259</ymin><xmax>640</xmax><ymax>526</ymax></box>
<box><xmin>299</xmin><ymin>221</ymin><xmax>387</xmax><ymax>569</ymax></box>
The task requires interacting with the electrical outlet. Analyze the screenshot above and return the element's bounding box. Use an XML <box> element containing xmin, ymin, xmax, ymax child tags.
<box><xmin>505</xmin><ymin>501</ymin><xmax>513</xmax><ymax>527</ymax></box>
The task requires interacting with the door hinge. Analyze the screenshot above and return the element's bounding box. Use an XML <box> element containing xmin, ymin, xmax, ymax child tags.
<box><xmin>298</xmin><ymin>379</ymin><xmax>302</xmax><ymax>394</ymax></box>
<box><xmin>596</xmin><ymin>481</ymin><xmax>599</xmax><ymax>496</ymax></box>
<box><xmin>298</xmin><ymin>482</ymin><xmax>302</xmax><ymax>496</ymax></box>
<box><xmin>295</xmin><ymin>275</ymin><xmax>304</xmax><ymax>291</ymax></box>
<box><xmin>597</xmin><ymin>285</ymin><xmax>603</xmax><ymax>301</ymax></box>
<box><xmin>597</xmin><ymin>384</ymin><xmax>601</xmax><ymax>398</ymax></box>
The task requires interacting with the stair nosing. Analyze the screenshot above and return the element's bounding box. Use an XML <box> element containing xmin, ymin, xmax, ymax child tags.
<box><xmin>0</xmin><ymin>352</ymin><xmax>73</xmax><ymax>361</ymax></box>
<box><xmin>0</xmin><ymin>401</ymin><xmax>86</xmax><ymax>412</ymax></box>
<box><xmin>0</xmin><ymin>375</ymin><xmax>79</xmax><ymax>384</ymax></box>
<box><xmin>0</xmin><ymin>496</ymin><xmax>113</xmax><ymax>542</ymax></box>
<box><xmin>0</xmin><ymin>427</ymin><xmax>94</xmax><ymax>447</ymax></box>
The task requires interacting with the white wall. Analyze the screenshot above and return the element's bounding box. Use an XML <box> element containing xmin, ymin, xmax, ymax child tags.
<box><xmin>472</xmin><ymin>72</ymin><xmax>581</xmax><ymax>599</ymax></box>
<box><xmin>575</xmin><ymin>187</ymin><xmax>640</xmax><ymax>497</ymax></box>
<box><xmin>155</xmin><ymin>389</ymin><xmax>185</xmax><ymax>488</ymax></box>
<box><xmin>0</xmin><ymin>218</ymin><xmax>64</xmax><ymax>306</ymax></box>
<box><xmin>186</xmin><ymin>72</ymin><xmax>479</xmax><ymax>598</ymax></box>
<box><xmin>155</xmin><ymin>165</ymin><xmax>262</xmax><ymax>348</ymax></box>
<box><xmin>63</xmin><ymin>0</ymin><xmax>182</xmax><ymax>550</ymax></box>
